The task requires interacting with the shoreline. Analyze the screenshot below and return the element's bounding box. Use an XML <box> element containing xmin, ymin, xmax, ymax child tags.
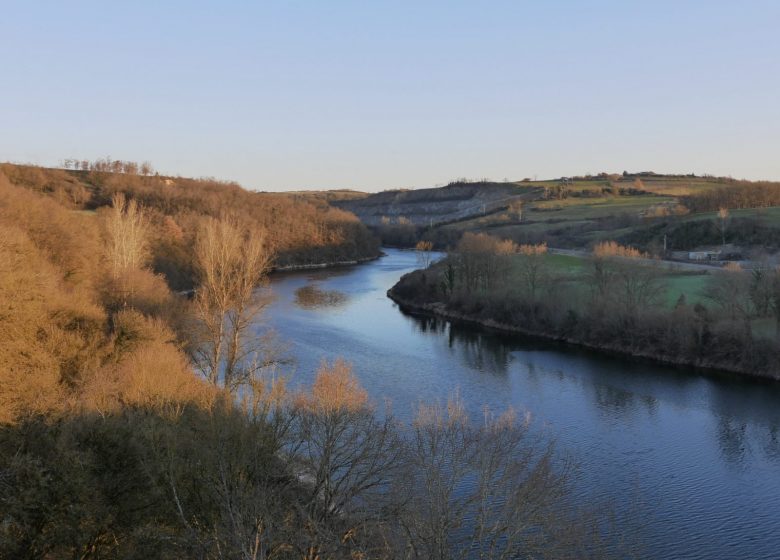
<box><xmin>177</xmin><ymin>253</ymin><xmax>383</xmax><ymax>296</ymax></box>
<box><xmin>271</xmin><ymin>252</ymin><xmax>383</xmax><ymax>273</ymax></box>
<box><xmin>386</xmin><ymin>289</ymin><xmax>780</xmax><ymax>384</ymax></box>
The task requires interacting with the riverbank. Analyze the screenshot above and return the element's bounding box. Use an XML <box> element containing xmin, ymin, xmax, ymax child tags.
<box><xmin>272</xmin><ymin>252</ymin><xmax>383</xmax><ymax>273</ymax></box>
<box><xmin>387</xmin><ymin>276</ymin><xmax>780</xmax><ymax>382</ymax></box>
<box><xmin>265</xmin><ymin>248</ymin><xmax>780</xmax><ymax>559</ymax></box>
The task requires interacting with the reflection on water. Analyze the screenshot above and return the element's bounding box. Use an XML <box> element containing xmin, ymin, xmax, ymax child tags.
<box><xmin>266</xmin><ymin>249</ymin><xmax>780</xmax><ymax>560</ymax></box>
<box><xmin>294</xmin><ymin>284</ymin><xmax>348</xmax><ymax>309</ymax></box>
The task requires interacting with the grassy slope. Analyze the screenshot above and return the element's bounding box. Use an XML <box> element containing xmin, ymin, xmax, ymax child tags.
<box><xmin>434</xmin><ymin>176</ymin><xmax>780</xmax><ymax>249</ymax></box>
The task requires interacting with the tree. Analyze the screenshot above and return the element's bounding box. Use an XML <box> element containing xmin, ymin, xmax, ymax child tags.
<box><xmin>772</xmin><ymin>269</ymin><xmax>780</xmax><ymax>339</ymax></box>
<box><xmin>395</xmin><ymin>396</ymin><xmax>589</xmax><ymax>560</ymax></box>
<box><xmin>613</xmin><ymin>261</ymin><xmax>664</xmax><ymax>323</ymax></box>
<box><xmin>516</xmin><ymin>243</ymin><xmax>548</xmax><ymax>300</ymax></box>
<box><xmin>508</xmin><ymin>199</ymin><xmax>523</xmax><ymax>221</ymax></box>
<box><xmin>749</xmin><ymin>265</ymin><xmax>774</xmax><ymax>317</ymax></box>
<box><xmin>454</xmin><ymin>233</ymin><xmax>516</xmax><ymax>292</ymax></box>
<box><xmin>415</xmin><ymin>240</ymin><xmax>434</xmax><ymax>268</ymax></box>
<box><xmin>290</xmin><ymin>360</ymin><xmax>402</xmax><ymax>559</ymax></box>
<box><xmin>705</xmin><ymin>263</ymin><xmax>755</xmax><ymax>338</ymax></box>
<box><xmin>104</xmin><ymin>193</ymin><xmax>149</xmax><ymax>278</ymax></box>
<box><xmin>190</xmin><ymin>216</ymin><xmax>276</xmax><ymax>392</ymax></box>
<box><xmin>717</xmin><ymin>207</ymin><xmax>730</xmax><ymax>246</ymax></box>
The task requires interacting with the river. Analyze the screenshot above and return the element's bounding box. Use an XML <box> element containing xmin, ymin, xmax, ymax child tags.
<box><xmin>265</xmin><ymin>248</ymin><xmax>780</xmax><ymax>559</ymax></box>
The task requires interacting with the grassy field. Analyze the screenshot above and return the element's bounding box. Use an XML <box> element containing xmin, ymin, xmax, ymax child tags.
<box><xmin>511</xmin><ymin>253</ymin><xmax>711</xmax><ymax>309</ymax></box>
<box><xmin>444</xmin><ymin>194</ymin><xmax>675</xmax><ymax>246</ymax></box>
<box><xmin>507</xmin><ymin>251</ymin><xmax>779</xmax><ymax>338</ymax></box>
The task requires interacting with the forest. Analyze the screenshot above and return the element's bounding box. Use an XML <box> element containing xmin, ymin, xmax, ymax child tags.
<box><xmin>0</xmin><ymin>162</ymin><xmax>380</xmax><ymax>288</ymax></box>
<box><xmin>391</xmin><ymin>235</ymin><xmax>780</xmax><ymax>378</ymax></box>
<box><xmin>0</xmin><ymin>163</ymin><xmax>616</xmax><ymax>559</ymax></box>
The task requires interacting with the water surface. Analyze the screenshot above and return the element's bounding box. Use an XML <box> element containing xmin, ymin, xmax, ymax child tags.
<box><xmin>265</xmin><ymin>249</ymin><xmax>780</xmax><ymax>559</ymax></box>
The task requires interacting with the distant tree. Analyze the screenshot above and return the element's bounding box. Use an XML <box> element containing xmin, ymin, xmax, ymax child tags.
<box><xmin>717</xmin><ymin>207</ymin><xmax>730</xmax><ymax>246</ymax></box>
<box><xmin>455</xmin><ymin>233</ymin><xmax>516</xmax><ymax>291</ymax></box>
<box><xmin>705</xmin><ymin>263</ymin><xmax>754</xmax><ymax>337</ymax></box>
<box><xmin>415</xmin><ymin>240</ymin><xmax>434</xmax><ymax>268</ymax></box>
<box><xmin>593</xmin><ymin>241</ymin><xmax>645</xmax><ymax>259</ymax></box>
<box><xmin>508</xmin><ymin>199</ymin><xmax>523</xmax><ymax>221</ymax></box>
<box><xmin>749</xmin><ymin>265</ymin><xmax>774</xmax><ymax>317</ymax></box>
<box><xmin>772</xmin><ymin>270</ymin><xmax>780</xmax><ymax>339</ymax></box>
<box><xmin>105</xmin><ymin>193</ymin><xmax>149</xmax><ymax>278</ymax></box>
<box><xmin>516</xmin><ymin>243</ymin><xmax>548</xmax><ymax>300</ymax></box>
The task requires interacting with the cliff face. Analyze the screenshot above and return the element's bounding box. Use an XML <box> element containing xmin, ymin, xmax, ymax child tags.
<box><xmin>333</xmin><ymin>182</ymin><xmax>537</xmax><ymax>226</ymax></box>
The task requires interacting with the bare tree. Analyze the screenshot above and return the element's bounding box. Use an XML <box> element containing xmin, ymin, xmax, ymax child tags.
<box><xmin>190</xmin><ymin>216</ymin><xmax>276</xmax><ymax>392</ymax></box>
<box><xmin>290</xmin><ymin>360</ymin><xmax>403</xmax><ymax>559</ymax></box>
<box><xmin>705</xmin><ymin>263</ymin><xmax>755</xmax><ymax>337</ymax></box>
<box><xmin>772</xmin><ymin>269</ymin><xmax>780</xmax><ymax>339</ymax></box>
<box><xmin>104</xmin><ymin>193</ymin><xmax>149</xmax><ymax>278</ymax></box>
<box><xmin>415</xmin><ymin>240</ymin><xmax>434</xmax><ymax>269</ymax></box>
<box><xmin>717</xmin><ymin>207</ymin><xmax>730</xmax><ymax>246</ymax></box>
<box><xmin>516</xmin><ymin>243</ymin><xmax>548</xmax><ymax>300</ymax></box>
<box><xmin>613</xmin><ymin>261</ymin><xmax>665</xmax><ymax>321</ymax></box>
<box><xmin>395</xmin><ymin>397</ymin><xmax>588</xmax><ymax>560</ymax></box>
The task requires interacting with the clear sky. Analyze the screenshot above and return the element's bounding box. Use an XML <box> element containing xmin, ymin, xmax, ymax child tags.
<box><xmin>2</xmin><ymin>1</ymin><xmax>779</xmax><ymax>191</ymax></box>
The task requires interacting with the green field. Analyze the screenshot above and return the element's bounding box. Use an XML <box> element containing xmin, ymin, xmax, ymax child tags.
<box><xmin>510</xmin><ymin>253</ymin><xmax>711</xmax><ymax>309</ymax></box>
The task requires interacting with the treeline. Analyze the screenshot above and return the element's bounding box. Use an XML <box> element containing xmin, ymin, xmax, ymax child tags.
<box><xmin>391</xmin><ymin>235</ymin><xmax>780</xmax><ymax>378</ymax></box>
<box><xmin>620</xmin><ymin>215</ymin><xmax>780</xmax><ymax>253</ymax></box>
<box><xmin>61</xmin><ymin>156</ymin><xmax>155</xmax><ymax>175</ymax></box>
<box><xmin>684</xmin><ymin>180</ymin><xmax>780</xmax><ymax>212</ymax></box>
<box><xmin>0</xmin><ymin>174</ymin><xmax>615</xmax><ymax>558</ymax></box>
<box><xmin>0</xmin><ymin>163</ymin><xmax>380</xmax><ymax>288</ymax></box>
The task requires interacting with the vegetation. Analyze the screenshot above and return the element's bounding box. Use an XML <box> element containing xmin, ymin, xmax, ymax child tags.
<box><xmin>0</xmin><ymin>163</ymin><xmax>616</xmax><ymax>559</ymax></box>
<box><xmin>0</xmin><ymin>162</ymin><xmax>380</xmax><ymax>290</ymax></box>
<box><xmin>390</xmin><ymin>235</ymin><xmax>780</xmax><ymax>378</ymax></box>
<box><xmin>336</xmin><ymin>173</ymin><xmax>780</xmax><ymax>258</ymax></box>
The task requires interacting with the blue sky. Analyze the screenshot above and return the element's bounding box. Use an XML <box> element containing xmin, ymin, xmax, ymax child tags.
<box><xmin>2</xmin><ymin>1</ymin><xmax>779</xmax><ymax>191</ymax></box>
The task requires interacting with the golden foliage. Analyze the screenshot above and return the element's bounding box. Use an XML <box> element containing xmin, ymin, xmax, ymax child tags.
<box><xmin>592</xmin><ymin>241</ymin><xmax>645</xmax><ymax>259</ymax></box>
<box><xmin>103</xmin><ymin>192</ymin><xmax>150</xmax><ymax>278</ymax></box>
<box><xmin>518</xmin><ymin>242</ymin><xmax>547</xmax><ymax>256</ymax></box>
<box><xmin>415</xmin><ymin>240</ymin><xmax>433</xmax><ymax>252</ymax></box>
<box><xmin>299</xmin><ymin>359</ymin><xmax>369</xmax><ymax>414</ymax></box>
<box><xmin>0</xmin><ymin>225</ymin><xmax>104</xmax><ymax>423</ymax></box>
<box><xmin>99</xmin><ymin>267</ymin><xmax>173</xmax><ymax>315</ymax></box>
<box><xmin>0</xmin><ymin>172</ymin><xmax>103</xmax><ymax>289</ymax></box>
<box><xmin>81</xmin><ymin>310</ymin><xmax>215</xmax><ymax>415</ymax></box>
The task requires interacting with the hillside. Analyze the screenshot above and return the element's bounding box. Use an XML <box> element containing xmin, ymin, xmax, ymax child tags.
<box><xmin>337</xmin><ymin>173</ymin><xmax>780</xmax><ymax>255</ymax></box>
<box><xmin>333</xmin><ymin>181</ymin><xmax>539</xmax><ymax>226</ymax></box>
<box><xmin>0</xmin><ymin>162</ymin><xmax>380</xmax><ymax>288</ymax></box>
